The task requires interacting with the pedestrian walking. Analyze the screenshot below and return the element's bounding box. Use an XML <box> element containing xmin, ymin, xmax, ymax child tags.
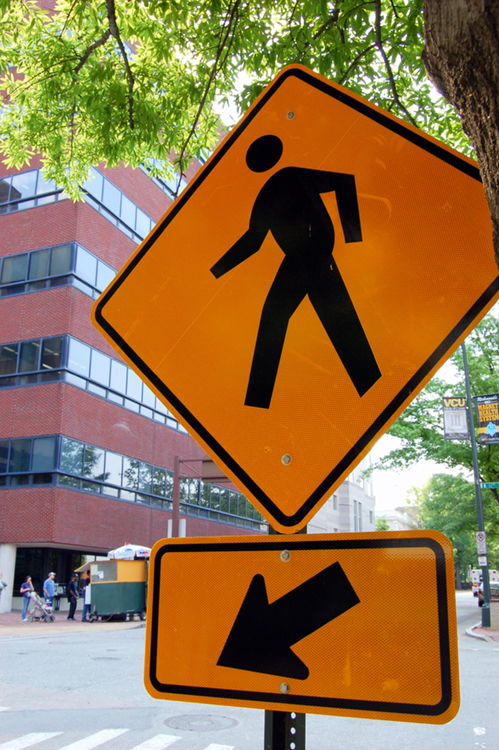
<box><xmin>43</xmin><ymin>572</ymin><xmax>56</xmax><ymax>607</ymax></box>
<box><xmin>67</xmin><ymin>573</ymin><xmax>79</xmax><ymax>620</ymax></box>
<box><xmin>81</xmin><ymin>571</ymin><xmax>91</xmax><ymax>622</ymax></box>
<box><xmin>20</xmin><ymin>576</ymin><xmax>34</xmax><ymax>621</ymax></box>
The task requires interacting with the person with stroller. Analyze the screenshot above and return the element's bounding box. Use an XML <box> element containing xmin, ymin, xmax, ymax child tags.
<box><xmin>67</xmin><ymin>573</ymin><xmax>79</xmax><ymax>620</ymax></box>
<box><xmin>20</xmin><ymin>576</ymin><xmax>34</xmax><ymax>621</ymax></box>
<box><xmin>43</xmin><ymin>572</ymin><xmax>56</xmax><ymax>607</ymax></box>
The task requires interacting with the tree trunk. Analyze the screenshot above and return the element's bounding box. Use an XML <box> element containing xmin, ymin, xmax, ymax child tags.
<box><xmin>423</xmin><ymin>1</ymin><xmax>499</xmax><ymax>269</ymax></box>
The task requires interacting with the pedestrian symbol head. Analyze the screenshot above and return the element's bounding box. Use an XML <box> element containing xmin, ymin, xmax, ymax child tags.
<box><xmin>246</xmin><ymin>135</ymin><xmax>283</xmax><ymax>173</ymax></box>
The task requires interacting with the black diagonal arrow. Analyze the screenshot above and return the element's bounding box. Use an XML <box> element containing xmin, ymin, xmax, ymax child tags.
<box><xmin>217</xmin><ymin>561</ymin><xmax>360</xmax><ymax>680</ymax></box>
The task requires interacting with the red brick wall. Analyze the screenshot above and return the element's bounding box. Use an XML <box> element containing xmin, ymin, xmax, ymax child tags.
<box><xmin>0</xmin><ymin>486</ymin><xmax>260</xmax><ymax>550</ymax></box>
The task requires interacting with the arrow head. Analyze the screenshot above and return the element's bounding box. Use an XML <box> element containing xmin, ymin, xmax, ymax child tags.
<box><xmin>217</xmin><ymin>573</ymin><xmax>310</xmax><ymax>680</ymax></box>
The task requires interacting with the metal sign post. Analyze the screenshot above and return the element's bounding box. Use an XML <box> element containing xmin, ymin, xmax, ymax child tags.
<box><xmin>462</xmin><ymin>342</ymin><xmax>491</xmax><ymax>627</ymax></box>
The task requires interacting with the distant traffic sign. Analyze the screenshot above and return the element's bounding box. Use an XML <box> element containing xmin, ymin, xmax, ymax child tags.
<box><xmin>144</xmin><ymin>531</ymin><xmax>459</xmax><ymax>724</ymax></box>
<box><xmin>92</xmin><ymin>65</ymin><xmax>499</xmax><ymax>533</ymax></box>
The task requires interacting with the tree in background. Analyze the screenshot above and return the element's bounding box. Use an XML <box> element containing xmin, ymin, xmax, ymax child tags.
<box><xmin>0</xmin><ymin>0</ymin><xmax>498</xmax><ymax>269</ymax></box>
<box><xmin>375</xmin><ymin>516</ymin><xmax>390</xmax><ymax>532</ymax></box>
<box><xmin>376</xmin><ymin>312</ymin><xmax>499</xmax><ymax>507</ymax></box>
<box><xmin>409</xmin><ymin>473</ymin><xmax>499</xmax><ymax>586</ymax></box>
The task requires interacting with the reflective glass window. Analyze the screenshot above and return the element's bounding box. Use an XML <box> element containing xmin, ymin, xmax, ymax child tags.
<box><xmin>1</xmin><ymin>254</ymin><xmax>28</xmax><ymax>284</ymax></box>
<box><xmin>96</xmin><ymin>262</ymin><xmax>115</xmax><ymax>292</ymax></box>
<box><xmin>28</xmin><ymin>249</ymin><xmax>49</xmax><ymax>280</ymax></box>
<box><xmin>11</xmin><ymin>171</ymin><xmax>37</xmax><ymax>201</ymax></box>
<box><xmin>32</xmin><ymin>436</ymin><xmax>56</xmax><ymax>472</ymax></box>
<box><xmin>9</xmin><ymin>438</ymin><xmax>31</xmax><ymax>472</ymax></box>
<box><xmin>104</xmin><ymin>451</ymin><xmax>122</xmax><ymax>486</ymax></box>
<box><xmin>68</xmin><ymin>338</ymin><xmax>90</xmax><ymax>377</ymax></box>
<box><xmin>120</xmin><ymin>193</ymin><xmax>135</xmax><ymax>228</ymax></box>
<box><xmin>138</xmin><ymin>463</ymin><xmax>153</xmax><ymax>494</ymax></box>
<box><xmin>90</xmin><ymin>350</ymin><xmax>110</xmax><ymax>386</ymax></box>
<box><xmin>142</xmin><ymin>385</ymin><xmax>155</xmax><ymax>408</ymax></box>
<box><xmin>123</xmin><ymin>457</ymin><xmax>139</xmax><ymax>489</ymax></box>
<box><xmin>0</xmin><ymin>343</ymin><xmax>18</xmax><ymax>375</ymax></box>
<box><xmin>83</xmin><ymin>445</ymin><xmax>105</xmax><ymax>480</ymax></box>
<box><xmin>152</xmin><ymin>467</ymin><xmax>166</xmax><ymax>496</ymax></box>
<box><xmin>75</xmin><ymin>246</ymin><xmax>97</xmax><ymax>286</ymax></box>
<box><xmin>60</xmin><ymin>437</ymin><xmax>84</xmax><ymax>475</ymax></box>
<box><xmin>0</xmin><ymin>440</ymin><xmax>8</xmax><ymax>473</ymax></box>
<box><xmin>18</xmin><ymin>341</ymin><xmax>40</xmax><ymax>372</ymax></box>
<box><xmin>103</xmin><ymin>179</ymin><xmax>121</xmax><ymax>216</ymax></box>
<box><xmin>49</xmin><ymin>244</ymin><xmax>72</xmax><ymax>276</ymax></box>
<box><xmin>126</xmin><ymin>369</ymin><xmax>142</xmax><ymax>401</ymax></box>
<box><xmin>35</xmin><ymin>172</ymin><xmax>56</xmax><ymax>195</ymax></box>
<box><xmin>41</xmin><ymin>337</ymin><xmax>62</xmax><ymax>370</ymax></box>
<box><xmin>110</xmin><ymin>360</ymin><xmax>127</xmax><ymax>393</ymax></box>
<box><xmin>135</xmin><ymin>208</ymin><xmax>151</xmax><ymax>238</ymax></box>
<box><xmin>83</xmin><ymin>169</ymin><xmax>103</xmax><ymax>200</ymax></box>
<box><xmin>0</xmin><ymin>178</ymin><xmax>10</xmax><ymax>204</ymax></box>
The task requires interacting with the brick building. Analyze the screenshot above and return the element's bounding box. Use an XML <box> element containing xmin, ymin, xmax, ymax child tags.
<box><xmin>0</xmin><ymin>155</ymin><xmax>266</xmax><ymax>612</ymax></box>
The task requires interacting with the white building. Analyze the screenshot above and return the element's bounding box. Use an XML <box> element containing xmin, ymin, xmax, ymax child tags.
<box><xmin>308</xmin><ymin>455</ymin><xmax>376</xmax><ymax>534</ymax></box>
<box><xmin>375</xmin><ymin>507</ymin><xmax>420</xmax><ymax>531</ymax></box>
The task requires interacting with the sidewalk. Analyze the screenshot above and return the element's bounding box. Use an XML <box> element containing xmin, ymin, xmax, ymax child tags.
<box><xmin>0</xmin><ymin>610</ymin><xmax>144</xmax><ymax>636</ymax></box>
<box><xmin>466</xmin><ymin>623</ymin><xmax>499</xmax><ymax>642</ymax></box>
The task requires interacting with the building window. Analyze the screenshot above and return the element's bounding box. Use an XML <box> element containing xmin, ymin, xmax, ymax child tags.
<box><xmin>0</xmin><ymin>169</ymin><xmax>68</xmax><ymax>215</ymax></box>
<box><xmin>82</xmin><ymin>168</ymin><xmax>155</xmax><ymax>242</ymax></box>
<box><xmin>0</xmin><ymin>334</ymin><xmax>187</xmax><ymax>432</ymax></box>
<box><xmin>332</xmin><ymin>493</ymin><xmax>338</xmax><ymax>511</ymax></box>
<box><xmin>0</xmin><ymin>434</ymin><xmax>266</xmax><ymax>529</ymax></box>
<box><xmin>353</xmin><ymin>500</ymin><xmax>363</xmax><ymax>532</ymax></box>
<box><xmin>369</xmin><ymin>510</ymin><xmax>373</xmax><ymax>525</ymax></box>
<box><xmin>0</xmin><ymin>243</ymin><xmax>115</xmax><ymax>300</ymax></box>
<box><xmin>140</xmin><ymin>160</ymin><xmax>188</xmax><ymax>199</ymax></box>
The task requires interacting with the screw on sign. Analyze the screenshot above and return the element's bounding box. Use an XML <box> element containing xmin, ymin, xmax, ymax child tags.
<box><xmin>92</xmin><ymin>64</ymin><xmax>499</xmax><ymax>534</ymax></box>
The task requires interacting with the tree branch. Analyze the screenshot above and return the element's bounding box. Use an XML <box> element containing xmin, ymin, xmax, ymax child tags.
<box><xmin>374</xmin><ymin>0</ymin><xmax>418</xmax><ymax>128</ymax></box>
<box><xmin>105</xmin><ymin>0</ymin><xmax>135</xmax><ymax>130</ymax></box>
<box><xmin>73</xmin><ymin>28</ymin><xmax>111</xmax><ymax>78</ymax></box>
<box><xmin>174</xmin><ymin>0</ymin><xmax>242</xmax><ymax>194</ymax></box>
<box><xmin>337</xmin><ymin>43</ymin><xmax>376</xmax><ymax>85</ymax></box>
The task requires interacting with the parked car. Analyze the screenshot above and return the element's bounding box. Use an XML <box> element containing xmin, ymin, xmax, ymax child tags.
<box><xmin>478</xmin><ymin>580</ymin><xmax>499</xmax><ymax>606</ymax></box>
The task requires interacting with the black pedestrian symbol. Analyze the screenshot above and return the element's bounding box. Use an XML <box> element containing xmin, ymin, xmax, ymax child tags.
<box><xmin>210</xmin><ymin>134</ymin><xmax>381</xmax><ymax>409</ymax></box>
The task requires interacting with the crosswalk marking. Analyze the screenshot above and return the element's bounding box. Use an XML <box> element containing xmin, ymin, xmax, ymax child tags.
<box><xmin>0</xmin><ymin>734</ymin><xmax>62</xmax><ymax>750</ymax></box>
<box><xmin>56</xmin><ymin>729</ymin><xmax>129</xmax><ymax>750</ymax></box>
<box><xmin>128</xmin><ymin>736</ymin><xmax>180</xmax><ymax>749</ymax></box>
<box><xmin>0</xmin><ymin>732</ymin><xmax>235</xmax><ymax>750</ymax></box>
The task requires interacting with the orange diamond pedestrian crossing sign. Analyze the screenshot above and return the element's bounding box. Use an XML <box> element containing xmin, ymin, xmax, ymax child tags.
<box><xmin>92</xmin><ymin>65</ymin><xmax>499</xmax><ymax>533</ymax></box>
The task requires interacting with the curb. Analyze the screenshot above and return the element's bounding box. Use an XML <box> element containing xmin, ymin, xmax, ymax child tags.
<box><xmin>465</xmin><ymin>622</ymin><xmax>497</xmax><ymax>642</ymax></box>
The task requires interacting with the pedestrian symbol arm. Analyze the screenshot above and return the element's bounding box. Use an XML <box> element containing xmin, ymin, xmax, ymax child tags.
<box><xmin>210</xmin><ymin>225</ymin><xmax>268</xmax><ymax>279</ymax></box>
<box><xmin>312</xmin><ymin>171</ymin><xmax>362</xmax><ymax>244</ymax></box>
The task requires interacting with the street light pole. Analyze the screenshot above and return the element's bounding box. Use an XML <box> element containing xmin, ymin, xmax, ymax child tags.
<box><xmin>461</xmin><ymin>342</ymin><xmax>491</xmax><ymax>628</ymax></box>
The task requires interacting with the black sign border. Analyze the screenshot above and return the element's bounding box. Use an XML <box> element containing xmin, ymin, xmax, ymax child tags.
<box><xmin>94</xmin><ymin>65</ymin><xmax>499</xmax><ymax>529</ymax></box>
<box><xmin>147</xmin><ymin>536</ymin><xmax>454</xmax><ymax>718</ymax></box>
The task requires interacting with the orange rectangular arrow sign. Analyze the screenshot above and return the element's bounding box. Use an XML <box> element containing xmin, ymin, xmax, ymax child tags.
<box><xmin>144</xmin><ymin>531</ymin><xmax>459</xmax><ymax>724</ymax></box>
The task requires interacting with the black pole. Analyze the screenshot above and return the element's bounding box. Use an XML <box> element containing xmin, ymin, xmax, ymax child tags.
<box><xmin>265</xmin><ymin>524</ymin><xmax>307</xmax><ymax>750</ymax></box>
<box><xmin>461</xmin><ymin>342</ymin><xmax>491</xmax><ymax>627</ymax></box>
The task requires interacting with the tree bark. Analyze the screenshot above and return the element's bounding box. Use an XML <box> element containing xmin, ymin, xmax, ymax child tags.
<box><xmin>423</xmin><ymin>1</ymin><xmax>499</xmax><ymax>268</ymax></box>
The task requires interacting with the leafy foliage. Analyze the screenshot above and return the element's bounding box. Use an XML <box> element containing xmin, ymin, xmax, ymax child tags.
<box><xmin>0</xmin><ymin>0</ymin><xmax>472</xmax><ymax>198</ymax></box>
<box><xmin>377</xmin><ymin>312</ymin><xmax>499</xmax><ymax>506</ymax></box>
<box><xmin>410</xmin><ymin>473</ymin><xmax>499</xmax><ymax>574</ymax></box>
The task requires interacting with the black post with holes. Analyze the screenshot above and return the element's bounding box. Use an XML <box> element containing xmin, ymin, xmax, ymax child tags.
<box><xmin>264</xmin><ymin>525</ymin><xmax>307</xmax><ymax>750</ymax></box>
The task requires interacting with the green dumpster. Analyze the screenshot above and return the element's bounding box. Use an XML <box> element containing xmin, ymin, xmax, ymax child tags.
<box><xmin>87</xmin><ymin>559</ymin><xmax>147</xmax><ymax>621</ymax></box>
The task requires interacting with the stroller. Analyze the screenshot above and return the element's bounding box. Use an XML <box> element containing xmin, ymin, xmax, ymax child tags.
<box><xmin>27</xmin><ymin>591</ymin><xmax>55</xmax><ymax>622</ymax></box>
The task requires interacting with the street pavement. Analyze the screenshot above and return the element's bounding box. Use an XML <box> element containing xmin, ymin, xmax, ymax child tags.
<box><xmin>0</xmin><ymin>592</ymin><xmax>498</xmax><ymax>750</ymax></box>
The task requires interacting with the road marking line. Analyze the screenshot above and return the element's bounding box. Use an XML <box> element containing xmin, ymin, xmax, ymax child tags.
<box><xmin>0</xmin><ymin>708</ymin><xmax>10</xmax><ymax>712</ymax></box>
<box><xmin>129</xmin><ymin>736</ymin><xmax>181</xmax><ymax>749</ymax></box>
<box><xmin>203</xmin><ymin>745</ymin><xmax>235</xmax><ymax>750</ymax></box>
<box><xmin>0</xmin><ymin>734</ymin><xmax>62</xmax><ymax>750</ymax></box>
<box><xmin>56</xmin><ymin>729</ymin><xmax>129</xmax><ymax>750</ymax></box>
